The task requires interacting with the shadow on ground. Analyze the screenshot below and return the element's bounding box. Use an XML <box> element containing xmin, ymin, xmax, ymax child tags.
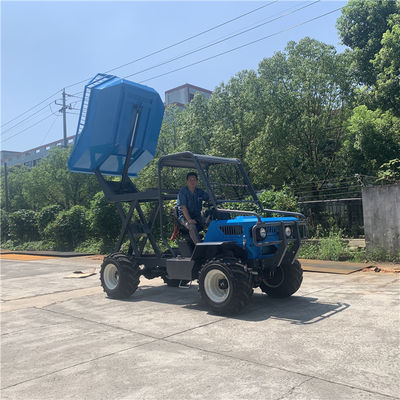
<box><xmin>109</xmin><ymin>284</ymin><xmax>350</xmax><ymax>325</ymax></box>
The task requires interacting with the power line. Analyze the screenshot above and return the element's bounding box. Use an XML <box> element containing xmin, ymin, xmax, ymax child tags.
<box><xmin>2</xmin><ymin>3</ymin><xmax>277</xmax><ymax>127</ymax></box>
<box><xmin>1</xmin><ymin>102</ymin><xmax>55</xmax><ymax>135</ymax></box>
<box><xmin>65</xmin><ymin>2</ymin><xmax>278</xmax><ymax>94</ymax></box>
<box><xmin>123</xmin><ymin>1</ymin><xmax>319</xmax><ymax>80</ymax></box>
<box><xmin>104</xmin><ymin>2</ymin><xmax>278</xmax><ymax>74</ymax></box>
<box><xmin>2</xmin><ymin>113</ymin><xmax>57</xmax><ymax>143</ymax></box>
<box><xmin>40</xmin><ymin>115</ymin><xmax>59</xmax><ymax>145</ymax></box>
<box><xmin>1</xmin><ymin>90</ymin><xmax>60</xmax><ymax>128</ymax></box>
<box><xmin>138</xmin><ymin>7</ymin><xmax>342</xmax><ymax>84</ymax></box>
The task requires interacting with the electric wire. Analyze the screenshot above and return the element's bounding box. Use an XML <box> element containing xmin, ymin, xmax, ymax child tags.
<box><xmin>1</xmin><ymin>101</ymin><xmax>55</xmax><ymax>135</ymax></box>
<box><xmin>138</xmin><ymin>7</ymin><xmax>342</xmax><ymax>84</ymax></box>
<box><xmin>64</xmin><ymin>2</ymin><xmax>278</xmax><ymax>92</ymax></box>
<box><xmin>2</xmin><ymin>3</ymin><xmax>276</xmax><ymax>128</ymax></box>
<box><xmin>3</xmin><ymin>4</ymin><xmax>341</xmax><ymax>144</ymax></box>
<box><xmin>1</xmin><ymin>90</ymin><xmax>61</xmax><ymax>129</ymax></box>
<box><xmin>40</xmin><ymin>115</ymin><xmax>59</xmax><ymax>145</ymax></box>
<box><xmin>123</xmin><ymin>0</ymin><xmax>320</xmax><ymax>80</ymax></box>
<box><xmin>2</xmin><ymin>113</ymin><xmax>57</xmax><ymax>143</ymax></box>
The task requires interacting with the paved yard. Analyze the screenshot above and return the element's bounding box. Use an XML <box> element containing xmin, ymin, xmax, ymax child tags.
<box><xmin>1</xmin><ymin>256</ymin><xmax>399</xmax><ymax>399</ymax></box>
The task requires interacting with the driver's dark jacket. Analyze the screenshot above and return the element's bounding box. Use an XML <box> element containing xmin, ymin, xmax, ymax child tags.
<box><xmin>177</xmin><ymin>186</ymin><xmax>209</xmax><ymax>222</ymax></box>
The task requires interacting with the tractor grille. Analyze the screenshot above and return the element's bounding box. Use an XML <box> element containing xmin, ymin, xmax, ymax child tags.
<box><xmin>220</xmin><ymin>225</ymin><xmax>243</xmax><ymax>235</ymax></box>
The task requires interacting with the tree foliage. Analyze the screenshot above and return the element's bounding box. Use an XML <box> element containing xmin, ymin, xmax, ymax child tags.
<box><xmin>44</xmin><ymin>205</ymin><xmax>89</xmax><ymax>251</ymax></box>
<box><xmin>341</xmin><ymin>106</ymin><xmax>400</xmax><ymax>176</ymax></box>
<box><xmin>373</xmin><ymin>14</ymin><xmax>400</xmax><ymax>116</ymax></box>
<box><xmin>336</xmin><ymin>0</ymin><xmax>400</xmax><ymax>86</ymax></box>
<box><xmin>8</xmin><ymin>209</ymin><xmax>39</xmax><ymax>243</ymax></box>
<box><xmin>247</xmin><ymin>38</ymin><xmax>354</xmax><ymax>187</ymax></box>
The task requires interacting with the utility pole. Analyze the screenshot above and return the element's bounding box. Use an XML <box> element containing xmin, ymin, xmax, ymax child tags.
<box><xmin>55</xmin><ymin>89</ymin><xmax>70</xmax><ymax>147</ymax></box>
<box><xmin>4</xmin><ymin>162</ymin><xmax>9</xmax><ymax>212</ymax></box>
<box><xmin>62</xmin><ymin>89</ymin><xmax>68</xmax><ymax>147</ymax></box>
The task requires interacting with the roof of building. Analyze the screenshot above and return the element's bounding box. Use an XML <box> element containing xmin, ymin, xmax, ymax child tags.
<box><xmin>165</xmin><ymin>83</ymin><xmax>213</xmax><ymax>95</ymax></box>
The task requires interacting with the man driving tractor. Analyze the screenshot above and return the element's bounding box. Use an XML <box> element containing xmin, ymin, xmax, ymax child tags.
<box><xmin>176</xmin><ymin>172</ymin><xmax>209</xmax><ymax>244</ymax></box>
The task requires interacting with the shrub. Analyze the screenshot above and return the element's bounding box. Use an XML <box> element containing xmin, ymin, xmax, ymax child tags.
<box><xmin>88</xmin><ymin>192</ymin><xmax>121</xmax><ymax>241</ymax></box>
<box><xmin>258</xmin><ymin>186</ymin><xmax>299</xmax><ymax>212</ymax></box>
<box><xmin>1</xmin><ymin>210</ymin><xmax>10</xmax><ymax>241</ymax></box>
<box><xmin>45</xmin><ymin>205</ymin><xmax>89</xmax><ymax>251</ymax></box>
<box><xmin>319</xmin><ymin>232</ymin><xmax>350</xmax><ymax>261</ymax></box>
<box><xmin>37</xmin><ymin>205</ymin><xmax>63</xmax><ymax>236</ymax></box>
<box><xmin>8</xmin><ymin>209</ymin><xmax>39</xmax><ymax>243</ymax></box>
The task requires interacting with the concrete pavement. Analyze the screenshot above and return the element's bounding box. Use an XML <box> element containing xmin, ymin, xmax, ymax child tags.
<box><xmin>1</xmin><ymin>256</ymin><xmax>399</xmax><ymax>399</ymax></box>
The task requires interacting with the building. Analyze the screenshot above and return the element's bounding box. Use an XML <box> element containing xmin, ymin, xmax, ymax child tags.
<box><xmin>165</xmin><ymin>83</ymin><xmax>212</xmax><ymax>108</ymax></box>
<box><xmin>1</xmin><ymin>136</ymin><xmax>75</xmax><ymax>168</ymax></box>
<box><xmin>1</xmin><ymin>83</ymin><xmax>213</xmax><ymax>168</ymax></box>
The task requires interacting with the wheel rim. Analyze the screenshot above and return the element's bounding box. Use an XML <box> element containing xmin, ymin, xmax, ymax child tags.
<box><xmin>103</xmin><ymin>263</ymin><xmax>119</xmax><ymax>290</ymax></box>
<box><xmin>204</xmin><ymin>269</ymin><xmax>230</xmax><ymax>303</ymax></box>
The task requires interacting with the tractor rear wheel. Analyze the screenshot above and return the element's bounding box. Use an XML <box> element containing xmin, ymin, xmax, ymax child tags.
<box><xmin>100</xmin><ymin>253</ymin><xmax>140</xmax><ymax>299</ymax></box>
<box><xmin>199</xmin><ymin>258</ymin><xmax>253</xmax><ymax>315</ymax></box>
<box><xmin>260</xmin><ymin>260</ymin><xmax>303</xmax><ymax>298</ymax></box>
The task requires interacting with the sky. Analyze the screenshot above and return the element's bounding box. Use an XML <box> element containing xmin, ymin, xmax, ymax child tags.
<box><xmin>1</xmin><ymin>0</ymin><xmax>347</xmax><ymax>152</ymax></box>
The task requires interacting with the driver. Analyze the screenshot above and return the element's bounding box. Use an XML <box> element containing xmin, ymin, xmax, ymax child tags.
<box><xmin>177</xmin><ymin>172</ymin><xmax>209</xmax><ymax>244</ymax></box>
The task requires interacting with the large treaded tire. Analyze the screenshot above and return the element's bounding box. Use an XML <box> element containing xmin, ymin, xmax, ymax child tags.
<box><xmin>100</xmin><ymin>252</ymin><xmax>140</xmax><ymax>299</ymax></box>
<box><xmin>260</xmin><ymin>260</ymin><xmax>303</xmax><ymax>298</ymax></box>
<box><xmin>199</xmin><ymin>258</ymin><xmax>253</xmax><ymax>315</ymax></box>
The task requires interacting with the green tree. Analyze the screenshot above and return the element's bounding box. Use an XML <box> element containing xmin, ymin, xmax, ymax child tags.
<box><xmin>3</xmin><ymin>147</ymin><xmax>100</xmax><ymax>211</ymax></box>
<box><xmin>89</xmin><ymin>192</ymin><xmax>121</xmax><ymax>241</ymax></box>
<box><xmin>372</xmin><ymin>14</ymin><xmax>400</xmax><ymax>116</ymax></box>
<box><xmin>0</xmin><ymin>165</ymin><xmax>31</xmax><ymax>211</ymax></box>
<box><xmin>336</xmin><ymin>0</ymin><xmax>400</xmax><ymax>86</ymax></box>
<box><xmin>247</xmin><ymin>38</ymin><xmax>354</xmax><ymax>188</ymax></box>
<box><xmin>8</xmin><ymin>209</ymin><xmax>39</xmax><ymax>243</ymax></box>
<box><xmin>341</xmin><ymin>105</ymin><xmax>400</xmax><ymax>176</ymax></box>
<box><xmin>207</xmin><ymin>70</ymin><xmax>265</xmax><ymax>163</ymax></box>
<box><xmin>45</xmin><ymin>205</ymin><xmax>89</xmax><ymax>250</ymax></box>
<box><xmin>376</xmin><ymin>158</ymin><xmax>400</xmax><ymax>183</ymax></box>
<box><xmin>37</xmin><ymin>204</ymin><xmax>63</xmax><ymax>236</ymax></box>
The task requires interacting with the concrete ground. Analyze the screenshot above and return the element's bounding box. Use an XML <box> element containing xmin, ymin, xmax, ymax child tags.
<box><xmin>1</xmin><ymin>255</ymin><xmax>399</xmax><ymax>400</ymax></box>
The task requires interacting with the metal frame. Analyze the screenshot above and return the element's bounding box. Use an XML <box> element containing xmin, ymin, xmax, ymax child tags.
<box><xmin>94</xmin><ymin>150</ymin><xmax>305</xmax><ymax>276</ymax></box>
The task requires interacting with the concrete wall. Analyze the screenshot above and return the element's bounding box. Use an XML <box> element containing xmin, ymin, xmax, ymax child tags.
<box><xmin>362</xmin><ymin>184</ymin><xmax>400</xmax><ymax>256</ymax></box>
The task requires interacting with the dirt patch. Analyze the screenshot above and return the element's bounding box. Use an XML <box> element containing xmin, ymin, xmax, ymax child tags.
<box><xmin>0</xmin><ymin>254</ymin><xmax>55</xmax><ymax>261</ymax></box>
<box><xmin>362</xmin><ymin>264</ymin><xmax>400</xmax><ymax>273</ymax></box>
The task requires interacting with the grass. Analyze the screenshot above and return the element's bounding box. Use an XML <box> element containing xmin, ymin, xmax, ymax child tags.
<box><xmin>298</xmin><ymin>233</ymin><xmax>400</xmax><ymax>263</ymax></box>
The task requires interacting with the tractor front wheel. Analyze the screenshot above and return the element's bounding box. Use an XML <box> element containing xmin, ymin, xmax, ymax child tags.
<box><xmin>260</xmin><ymin>260</ymin><xmax>303</xmax><ymax>298</ymax></box>
<box><xmin>199</xmin><ymin>258</ymin><xmax>253</xmax><ymax>315</ymax></box>
<box><xmin>100</xmin><ymin>253</ymin><xmax>140</xmax><ymax>299</ymax></box>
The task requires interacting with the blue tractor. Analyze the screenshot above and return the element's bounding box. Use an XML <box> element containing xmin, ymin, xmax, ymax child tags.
<box><xmin>68</xmin><ymin>74</ymin><xmax>306</xmax><ymax>315</ymax></box>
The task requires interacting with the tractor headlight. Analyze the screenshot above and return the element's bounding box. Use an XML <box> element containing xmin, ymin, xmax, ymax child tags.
<box><xmin>284</xmin><ymin>226</ymin><xmax>292</xmax><ymax>238</ymax></box>
<box><xmin>259</xmin><ymin>227</ymin><xmax>267</xmax><ymax>239</ymax></box>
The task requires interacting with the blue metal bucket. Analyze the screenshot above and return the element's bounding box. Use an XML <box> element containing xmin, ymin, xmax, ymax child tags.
<box><xmin>68</xmin><ymin>74</ymin><xmax>164</xmax><ymax>177</ymax></box>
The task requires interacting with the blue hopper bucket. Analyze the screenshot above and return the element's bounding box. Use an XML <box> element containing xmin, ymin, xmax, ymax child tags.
<box><xmin>68</xmin><ymin>74</ymin><xmax>164</xmax><ymax>177</ymax></box>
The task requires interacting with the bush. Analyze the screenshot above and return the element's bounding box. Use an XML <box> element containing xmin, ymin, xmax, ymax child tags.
<box><xmin>37</xmin><ymin>205</ymin><xmax>63</xmax><ymax>236</ymax></box>
<box><xmin>319</xmin><ymin>232</ymin><xmax>350</xmax><ymax>261</ymax></box>
<box><xmin>1</xmin><ymin>210</ymin><xmax>10</xmax><ymax>241</ymax></box>
<box><xmin>8</xmin><ymin>209</ymin><xmax>39</xmax><ymax>243</ymax></box>
<box><xmin>88</xmin><ymin>192</ymin><xmax>121</xmax><ymax>241</ymax></box>
<box><xmin>45</xmin><ymin>205</ymin><xmax>89</xmax><ymax>251</ymax></box>
<box><xmin>74</xmin><ymin>238</ymin><xmax>105</xmax><ymax>254</ymax></box>
<box><xmin>258</xmin><ymin>186</ymin><xmax>299</xmax><ymax>212</ymax></box>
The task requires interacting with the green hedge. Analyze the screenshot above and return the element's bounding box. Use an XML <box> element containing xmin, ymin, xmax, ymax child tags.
<box><xmin>8</xmin><ymin>209</ymin><xmax>39</xmax><ymax>243</ymax></box>
<box><xmin>44</xmin><ymin>205</ymin><xmax>89</xmax><ymax>251</ymax></box>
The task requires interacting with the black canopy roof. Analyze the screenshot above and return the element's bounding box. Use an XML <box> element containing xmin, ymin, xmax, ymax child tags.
<box><xmin>158</xmin><ymin>152</ymin><xmax>241</xmax><ymax>169</ymax></box>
